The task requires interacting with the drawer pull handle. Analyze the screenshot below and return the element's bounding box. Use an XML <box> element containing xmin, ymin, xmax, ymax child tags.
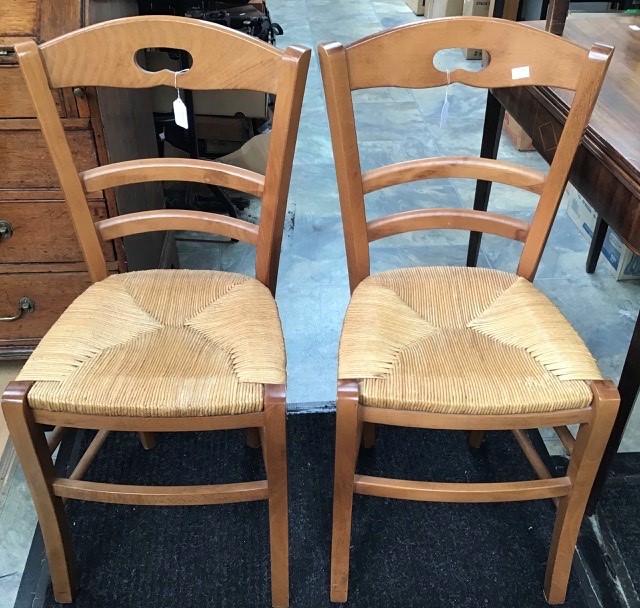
<box><xmin>0</xmin><ymin>220</ymin><xmax>12</xmax><ymax>241</ymax></box>
<box><xmin>0</xmin><ymin>297</ymin><xmax>35</xmax><ymax>322</ymax></box>
<box><xmin>73</xmin><ymin>87</ymin><xmax>85</xmax><ymax>98</ymax></box>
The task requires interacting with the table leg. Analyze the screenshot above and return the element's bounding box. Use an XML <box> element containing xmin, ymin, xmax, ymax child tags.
<box><xmin>586</xmin><ymin>216</ymin><xmax>608</xmax><ymax>274</ymax></box>
<box><xmin>467</xmin><ymin>90</ymin><xmax>505</xmax><ymax>267</ymax></box>
<box><xmin>587</xmin><ymin>309</ymin><xmax>640</xmax><ymax>513</ymax></box>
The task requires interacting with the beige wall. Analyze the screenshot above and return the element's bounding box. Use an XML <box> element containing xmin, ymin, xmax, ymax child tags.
<box><xmin>0</xmin><ymin>361</ymin><xmax>23</xmax><ymax>456</ymax></box>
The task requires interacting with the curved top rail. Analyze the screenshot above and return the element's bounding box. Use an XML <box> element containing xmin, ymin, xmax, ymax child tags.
<box><xmin>34</xmin><ymin>15</ymin><xmax>283</xmax><ymax>93</ymax></box>
<box><xmin>346</xmin><ymin>17</ymin><xmax>589</xmax><ymax>91</ymax></box>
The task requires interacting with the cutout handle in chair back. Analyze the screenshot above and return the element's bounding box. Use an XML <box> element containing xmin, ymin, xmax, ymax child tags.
<box><xmin>15</xmin><ymin>16</ymin><xmax>310</xmax><ymax>293</ymax></box>
<box><xmin>318</xmin><ymin>17</ymin><xmax>612</xmax><ymax>291</ymax></box>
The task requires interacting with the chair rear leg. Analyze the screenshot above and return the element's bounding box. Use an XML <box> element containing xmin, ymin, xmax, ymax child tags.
<box><xmin>468</xmin><ymin>430</ymin><xmax>485</xmax><ymax>448</ymax></box>
<box><xmin>361</xmin><ymin>422</ymin><xmax>376</xmax><ymax>448</ymax></box>
<box><xmin>2</xmin><ymin>382</ymin><xmax>76</xmax><ymax>603</ymax></box>
<box><xmin>246</xmin><ymin>427</ymin><xmax>262</xmax><ymax>448</ymax></box>
<box><xmin>330</xmin><ymin>380</ymin><xmax>360</xmax><ymax>603</ymax></box>
<box><xmin>544</xmin><ymin>380</ymin><xmax>619</xmax><ymax>604</ymax></box>
<box><xmin>263</xmin><ymin>385</ymin><xmax>289</xmax><ymax>608</ymax></box>
<box><xmin>138</xmin><ymin>432</ymin><xmax>157</xmax><ymax>450</ymax></box>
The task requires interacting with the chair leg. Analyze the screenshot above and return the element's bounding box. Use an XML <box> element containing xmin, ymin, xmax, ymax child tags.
<box><xmin>246</xmin><ymin>427</ymin><xmax>262</xmax><ymax>448</ymax></box>
<box><xmin>361</xmin><ymin>422</ymin><xmax>376</xmax><ymax>448</ymax></box>
<box><xmin>2</xmin><ymin>382</ymin><xmax>77</xmax><ymax>603</ymax></box>
<box><xmin>138</xmin><ymin>432</ymin><xmax>157</xmax><ymax>450</ymax></box>
<box><xmin>544</xmin><ymin>380</ymin><xmax>619</xmax><ymax>604</ymax></box>
<box><xmin>468</xmin><ymin>430</ymin><xmax>485</xmax><ymax>449</ymax></box>
<box><xmin>263</xmin><ymin>385</ymin><xmax>289</xmax><ymax>608</ymax></box>
<box><xmin>330</xmin><ymin>380</ymin><xmax>360</xmax><ymax>603</ymax></box>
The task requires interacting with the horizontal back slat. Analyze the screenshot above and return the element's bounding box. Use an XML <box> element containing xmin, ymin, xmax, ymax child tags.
<box><xmin>95</xmin><ymin>209</ymin><xmax>259</xmax><ymax>245</ymax></box>
<box><xmin>362</xmin><ymin>157</ymin><xmax>546</xmax><ymax>195</ymax></box>
<box><xmin>347</xmin><ymin>17</ymin><xmax>587</xmax><ymax>91</ymax></box>
<box><xmin>366</xmin><ymin>208</ymin><xmax>530</xmax><ymax>243</ymax></box>
<box><xmin>81</xmin><ymin>158</ymin><xmax>265</xmax><ymax>197</ymax></box>
<box><xmin>39</xmin><ymin>15</ymin><xmax>282</xmax><ymax>93</ymax></box>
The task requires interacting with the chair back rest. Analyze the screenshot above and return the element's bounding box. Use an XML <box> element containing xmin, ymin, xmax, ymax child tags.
<box><xmin>318</xmin><ymin>17</ymin><xmax>612</xmax><ymax>291</ymax></box>
<box><xmin>17</xmin><ymin>15</ymin><xmax>310</xmax><ymax>293</ymax></box>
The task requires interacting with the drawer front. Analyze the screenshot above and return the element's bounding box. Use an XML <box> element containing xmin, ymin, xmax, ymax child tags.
<box><xmin>0</xmin><ymin>1</ymin><xmax>38</xmax><ymax>38</ymax></box>
<box><xmin>0</xmin><ymin>66</ymin><xmax>66</xmax><ymax>118</ymax></box>
<box><xmin>0</xmin><ymin>128</ymin><xmax>98</xmax><ymax>190</ymax></box>
<box><xmin>0</xmin><ymin>272</ymin><xmax>91</xmax><ymax>341</ymax></box>
<box><xmin>0</xmin><ymin>201</ymin><xmax>115</xmax><ymax>264</ymax></box>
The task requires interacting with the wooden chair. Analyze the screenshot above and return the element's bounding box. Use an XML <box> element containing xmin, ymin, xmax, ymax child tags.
<box><xmin>319</xmin><ymin>17</ymin><xmax>617</xmax><ymax>604</ymax></box>
<box><xmin>2</xmin><ymin>16</ymin><xmax>309</xmax><ymax>607</ymax></box>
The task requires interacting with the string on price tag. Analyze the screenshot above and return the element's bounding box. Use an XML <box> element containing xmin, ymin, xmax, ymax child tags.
<box><xmin>173</xmin><ymin>68</ymin><xmax>190</xmax><ymax>130</ymax></box>
<box><xmin>440</xmin><ymin>69</ymin><xmax>451</xmax><ymax>129</ymax></box>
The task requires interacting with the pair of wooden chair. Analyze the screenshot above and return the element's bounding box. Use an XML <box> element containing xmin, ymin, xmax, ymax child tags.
<box><xmin>1</xmin><ymin>14</ymin><xmax>617</xmax><ymax>608</ymax></box>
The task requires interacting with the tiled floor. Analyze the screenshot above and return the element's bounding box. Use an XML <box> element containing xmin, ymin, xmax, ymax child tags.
<box><xmin>1</xmin><ymin>1</ymin><xmax>639</xmax><ymax>605</ymax></box>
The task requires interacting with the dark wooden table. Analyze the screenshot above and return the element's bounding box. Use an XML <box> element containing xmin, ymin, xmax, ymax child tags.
<box><xmin>468</xmin><ymin>14</ymin><xmax>640</xmax><ymax>512</ymax></box>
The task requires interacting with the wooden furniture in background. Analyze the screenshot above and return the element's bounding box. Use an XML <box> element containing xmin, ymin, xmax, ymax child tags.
<box><xmin>319</xmin><ymin>17</ymin><xmax>618</xmax><ymax>605</ymax></box>
<box><xmin>468</xmin><ymin>14</ymin><xmax>640</xmax><ymax>512</ymax></box>
<box><xmin>0</xmin><ymin>0</ymin><xmax>173</xmax><ymax>359</ymax></box>
<box><xmin>2</xmin><ymin>16</ymin><xmax>310</xmax><ymax>607</ymax></box>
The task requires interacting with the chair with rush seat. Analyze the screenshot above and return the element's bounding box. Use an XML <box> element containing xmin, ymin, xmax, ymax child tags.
<box><xmin>2</xmin><ymin>16</ymin><xmax>309</xmax><ymax>607</ymax></box>
<box><xmin>318</xmin><ymin>17</ymin><xmax>617</xmax><ymax>604</ymax></box>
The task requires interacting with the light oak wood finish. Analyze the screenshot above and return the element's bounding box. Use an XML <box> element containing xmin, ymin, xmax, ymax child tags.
<box><xmin>320</xmin><ymin>18</ymin><xmax>618</xmax><ymax>605</ymax></box>
<box><xmin>80</xmin><ymin>158</ymin><xmax>265</xmax><ymax>197</ymax></box>
<box><xmin>95</xmin><ymin>210</ymin><xmax>259</xmax><ymax>246</ymax></box>
<box><xmin>53</xmin><ymin>478</ymin><xmax>270</xmax><ymax>505</ymax></box>
<box><xmin>330</xmin><ymin>380</ymin><xmax>360</xmax><ymax>603</ymax></box>
<box><xmin>39</xmin><ymin>16</ymin><xmax>283</xmax><ymax>93</ymax></box>
<box><xmin>1</xmin><ymin>381</ymin><xmax>76</xmax><ymax>604</ymax></box>
<box><xmin>47</xmin><ymin>425</ymin><xmax>67</xmax><ymax>454</ymax></box>
<box><xmin>554</xmin><ymin>425</ymin><xmax>575</xmax><ymax>455</ymax></box>
<box><xmin>362</xmin><ymin>157</ymin><xmax>546</xmax><ymax>195</ymax></box>
<box><xmin>319</xmin><ymin>17</ymin><xmax>613</xmax><ymax>289</ymax></box>
<box><xmin>354</xmin><ymin>476</ymin><xmax>571</xmax><ymax>502</ymax></box>
<box><xmin>5</xmin><ymin>16</ymin><xmax>309</xmax><ymax>607</ymax></box>
<box><xmin>367</xmin><ymin>208</ymin><xmax>530</xmax><ymax>243</ymax></box>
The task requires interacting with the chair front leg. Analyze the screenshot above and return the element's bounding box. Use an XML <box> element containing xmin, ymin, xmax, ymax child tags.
<box><xmin>263</xmin><ymin>384</ymin><xmax>289</xmax><ymax>608</ymax></box>
<box><xmin>361</xmin><ymin>422</ymin><xmax>376</xmax><ymax>448</ymax></box>
<box><xmin>330</xmin><ymin>380</ymin><xmax>360</xmax><ymax>603</ymax></box>
<box><xmin>137</xmin><ymin>432</ymin><xmax>157</xmax><ymax>450</ymax></box>
<box><xmin>246</xmin><ymin>427</ymin><xmax>262</xmax><ymax>448</ymax></box>
<box><xmin>544</xmin><ymin>380</ymin><xmax>619</xmax><ymax>604</ymax></box>
<box><xmin>468</xmin><ymin>430</ymin><xmax>485</xmax><ymax>449</ymax></box>
<box><xmin>2</xmin><ymin>381</ymin><xmax>77</xmax><ymax>604</ymax></box>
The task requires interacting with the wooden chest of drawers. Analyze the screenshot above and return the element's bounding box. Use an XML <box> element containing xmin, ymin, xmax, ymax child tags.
<box><xmin>0</xmin><ymin>0</ymin><xmax>175</xmax><ymax>358</ymax></box>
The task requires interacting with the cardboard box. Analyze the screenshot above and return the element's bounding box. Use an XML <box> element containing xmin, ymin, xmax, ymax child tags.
<box><xmin>425</xmin><ymin>0</ymin><xmax>464</xmax><ymax>18</ymax></box>
<box><xmin>502</xmin><ymin>112</ymin><xmax>534</xmax><ymax>152</ymax></box>
<box><xmin>405</xmin><ymin>0</ymin><xmax>426</xmax><ymax>15</ymax></box>
<box><xmin>462</xmin><ymin>0</ymin><xmax>490</xmax><ymax>58</ymax></box>
<box><xmin>565</xmin><ymin>183</ymin><xmax>640</xmax><ymax>281</ymax></box>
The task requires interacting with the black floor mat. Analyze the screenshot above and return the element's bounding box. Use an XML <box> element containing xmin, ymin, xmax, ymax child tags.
<box><xmin>23</xmin><ymin>413</ymin><xmax>590</xmax><ymax>608</ymax></box>
<box><xmin>598</xmin><ymin>454</ymin><xmax>640</xmax><ymax>594</ymax></box>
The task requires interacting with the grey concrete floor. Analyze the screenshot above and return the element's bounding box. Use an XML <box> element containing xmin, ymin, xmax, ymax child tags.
<box><xmin>1</xmin><ymin>0</ymin><xmax>639</xmax><ymax>605</ymax></box>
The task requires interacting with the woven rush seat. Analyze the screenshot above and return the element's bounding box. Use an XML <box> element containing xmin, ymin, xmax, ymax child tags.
<box><xmin>17</xmin><ymin>269</ymin><xmax>286</xmax><ymax>417</ymax></box>
<box><xmin>338</xmin><ymin>266</ymin><xmax>602</xmax><ymax>415</ymax></box>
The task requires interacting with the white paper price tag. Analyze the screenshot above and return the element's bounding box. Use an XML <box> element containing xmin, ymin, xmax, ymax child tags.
<box><xmin>173</xmin><ymin>96</ymin><xmax>189</xmax><ymax>130</ymax></box>
<box><xmin>511</xmin><ymin>66</ymin><xmax>530</xmax><ymax>80</ymax></box>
